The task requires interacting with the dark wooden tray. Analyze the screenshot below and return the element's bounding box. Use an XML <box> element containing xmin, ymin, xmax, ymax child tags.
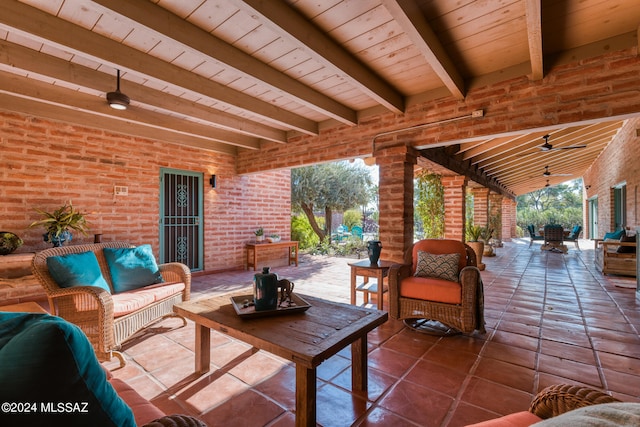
<box><xmin>230</xmin><ymin>293</ymin><xmax>311</xmax><ymax>318</ymax></box>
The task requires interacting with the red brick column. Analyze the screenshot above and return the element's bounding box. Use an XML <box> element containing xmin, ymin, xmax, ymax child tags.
<box><xmin>441</xmin><ymin>176</ymin><xmax>468</xmax><ymax>241</ymax></box>
<box><xmin>471</xmin><ymin>188</ymin><xmax>489</xmax><ymax>227</ymax></box>
<box><xmin>501</xmin><ymin>198</ymin><xmax>517</xmax><ymax>241</ymax></box>
<box><xmin>376</xmin><ymin>144</ymin><xmax>417</xmax><ymax>263</ymax></box>
<box><xmin>489</xmin><ymin>193</ymin><xmax>503</xmax><ymax>239</ymax></box>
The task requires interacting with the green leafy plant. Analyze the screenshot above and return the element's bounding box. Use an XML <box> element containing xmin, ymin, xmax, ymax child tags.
<box><xmin>29</xmin><ymin>201</ymin><xmax>89</xmax><ymax>242</ymax></box>
<box><xmin>466</xmin><ymin>224</ymin><xmax>483</xmax><ymax>242</ymax></box>
<box><xmin>0</xmin><ymin>232</ymin><xmax>23</xmax><ymax>255</ymax></box>
<box><xmin>254</xmin><ymin>227</ymin><xmax>264</xmax><ymax>236</ymax></box>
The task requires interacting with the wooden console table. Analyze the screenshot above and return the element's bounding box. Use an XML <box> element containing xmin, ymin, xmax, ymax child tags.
<box><xmin>246</xmin><ymin>240</ymin><xmax>299</xmax><ymax>271</ymax></box>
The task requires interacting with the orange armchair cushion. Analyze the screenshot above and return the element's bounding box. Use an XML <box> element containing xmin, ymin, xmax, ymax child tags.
<box><xmin>465</xmin><ymin>411</ymin><xmax>542</xmax><ymax>426</ymax></box>
<box><xmin>400</xmin><ymin>276</ymin><xmax>462</xmax><ymax>304</ymax></box>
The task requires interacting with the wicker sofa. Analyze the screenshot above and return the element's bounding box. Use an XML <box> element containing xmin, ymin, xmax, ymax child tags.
<box><xmin>467</xmin><ymin>383</ymin><xmax>628</xmax><ymax>426</ymax></box>
<box><xmin>31</xmin><ymin>242</ymin><xmax>191</xmax><ymax>366</ymax></box>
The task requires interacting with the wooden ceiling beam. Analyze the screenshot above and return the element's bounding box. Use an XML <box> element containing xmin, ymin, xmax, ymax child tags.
<box><xmin>419</xmin><ymin>146</ymin><xmax>515</xmax><ymax>199</ymax></box>
<box><xmin>0</xmin><ymin>0</ymin><xmax>319</xmax><ymax>135</ymax></box>
<box><xmin>234</xmin><ymin>0</ymin><xmax>406</xmax><ymax>113</ymax></box>
<box><xmin>0</xmin><ymin>92</ymin><xmax>238</xmax><ymax>155</ymax></box>
<box><xmin>0</xmin><ymin>40</ymin><xmax>288</xmax><ymax>144</ymax></box>
<box><xmin>382</xmin><ymin>0</ymin><xmax>465</xmax><ymax>100</ymax></box>
<box><xmin>0</xmin><ymin>72</ymin><xmax>260</xmax><ymax>151</ymax></box>
<box><xmin>91</xmin><ymin>0</ymin><xmax>358</xmax><ymax>127</ymax></box>
<box><xmin>525</xmin><ymin>0</ymin><xmax>544</xmax><ymax>80</ymax></box>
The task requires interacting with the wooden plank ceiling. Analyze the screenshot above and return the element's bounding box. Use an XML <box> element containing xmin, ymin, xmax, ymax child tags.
<box><xmin>0</xmin><ymin>0</ymin><xmax>638</xmax><ymax>196</ymax></box>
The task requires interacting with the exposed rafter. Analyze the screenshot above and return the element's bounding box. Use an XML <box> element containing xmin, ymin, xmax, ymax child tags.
<box><xmin>525</xmin><ymin>0</ymin><xmax>544</xmax><ymax>80</ymax></box>
<box><xmin>381</xmin><ymin>0</ymin><xmax>465</xmax><ymax>99</ymax></box>
<box><xmin>234</xmin><ymin>0</ymin><xmax>406</xmax><ymax>113</ymax></box>
<box><xmin>420</xmin><ymin>146</ymin><xmax>516</xmax><ymax>199</ymax></box>
<box><xmin>91</xmin><ymin>0</ymin><xmax>359</xmax><ymax>126</ymax></box>
<box><xmin>0</xmin><ymin>0</ymin><xmax>319</xmax><ymax>135</ymax></box>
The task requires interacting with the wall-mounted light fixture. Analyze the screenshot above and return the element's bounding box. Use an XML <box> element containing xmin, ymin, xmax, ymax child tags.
<box><xmin>106</xmin><ymin>69</ymin><xmax>130</xmax><ymax>110</ymax></box>
<box><xmin>209</xmin><ymin>174</ymin><xmax>217</xmax><ymax>188</ymax></box>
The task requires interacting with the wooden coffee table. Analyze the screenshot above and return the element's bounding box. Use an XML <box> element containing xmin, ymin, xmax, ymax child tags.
<box><xmin>174</xmin><ymin>291</ymin><xmax>388</xmax><ymax>427</ymax></box>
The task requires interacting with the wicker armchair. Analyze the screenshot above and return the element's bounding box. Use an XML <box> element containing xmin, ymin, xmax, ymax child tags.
<box><xmin>32</xmin><ymin>242</ymin><xmax>191</xmax><ymax>366</ymax></box>
<box><xmin>388</xmin><ymin>239</ymin><xmax>485</xmax><ymax>334</ymax></box>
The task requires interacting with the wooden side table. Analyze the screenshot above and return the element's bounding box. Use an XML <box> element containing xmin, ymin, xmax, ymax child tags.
<box><xmin>348</xmin><ymin>259</ymin><xmax>395</xmax><ymax>310</ymax></box>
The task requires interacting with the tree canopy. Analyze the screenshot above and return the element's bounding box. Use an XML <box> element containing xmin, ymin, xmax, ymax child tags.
<box><xmin>291</xmin><ymin>161</ymin><xmax>373</xmax><ymax>241</ymax></box>
<box><xmin>516</xmin><ymin>179</ymin><xmax>583</xmax><ymax>231</ymax></box>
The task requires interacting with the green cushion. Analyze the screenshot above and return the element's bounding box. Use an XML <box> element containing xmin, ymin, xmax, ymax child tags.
<box><xmin>0</xmin><ymin>313</ymin><xmax>135</xmax><ymax>426</ymax></box>
<box><xmin>414</xmin><ymin>251</ymin><xmax>460</xmax><ymax>282</ymax></box>
<box><xmin>46</xmin><ymin>251</ymin><xmax>111</xmax><ymax>293</ymax></box>
<box><xmin>103</xmin><ymin>245</ymin><xmax>164</xmax><ymax>293</ymax></box>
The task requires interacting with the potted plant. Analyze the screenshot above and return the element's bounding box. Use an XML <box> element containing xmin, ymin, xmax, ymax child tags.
<box><xmin>0</xmin><ymin>232</ymin><xmax>23</xmax><ymax>255</ymax></box>
<box><xmin>29</xmin><ymin>201</ymin><xmax>90</xmax><ymax>247</ymax></box>
<box><xmin>480</xmin><ymin>227</ymin><xmax>495</xmax><ymax>257</ymax></box>
<box><xmin>466</xmin><ymin>224</ymin><xmax>485</xmax><ymax>270</ymax></box>
<box><xmin>254</xmin><ymin>227</ymin><xmax>265</xmax><ymax>242</ymax></box>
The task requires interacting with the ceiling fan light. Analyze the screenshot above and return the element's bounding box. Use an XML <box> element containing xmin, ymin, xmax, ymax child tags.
<box><xmin>107</xmin><ymin>90</ymin><xmax>130</xmax><ymax>110</ymax></box>
<box><xmin>106</xmin><ymin>69</ymin><xmax>130</xmax><ymax>110</ymax></box>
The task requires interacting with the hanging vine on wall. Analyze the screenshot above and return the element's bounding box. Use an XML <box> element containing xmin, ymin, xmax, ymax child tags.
<box><xmin>415</xmin><ymin>171</ymin><xmax>445</xmax><ymax>239</ymax></box>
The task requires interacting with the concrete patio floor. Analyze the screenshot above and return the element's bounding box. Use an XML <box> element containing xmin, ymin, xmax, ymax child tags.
<box><xmin>104</xmin><ymin>239</ymin><xmax>640</xmax><ymax>426</ymax></box>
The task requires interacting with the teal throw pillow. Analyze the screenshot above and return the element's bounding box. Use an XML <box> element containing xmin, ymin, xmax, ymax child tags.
<box><xmin>603</xmin><ymin>229</ymin><xmax>625</xmax><ymax>240</ymax></box>
<box><xmin>103</xmin><ymin>244</ymin><xmax>164</xmax><ymax>293</ymax></box>
<box><xmin>46</xmin><ymin>251</ymin><xmax>111</xmax><ymax>293</ymax></box>
<box><xmin>414</xmin><ymin>251</ymin><xmax>460</xmax><ymax>282</ymax></box>
<box><xmin>0</xmin><ymin>313</ymin><xmax>135</xmax><ymax>426</ymax></box>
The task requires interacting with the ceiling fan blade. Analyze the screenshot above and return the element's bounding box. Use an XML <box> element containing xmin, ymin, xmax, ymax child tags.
<box><xmin>551</xmin><ymin>145</ymin><xmax>587</xmax><ymax>150</ymax></box>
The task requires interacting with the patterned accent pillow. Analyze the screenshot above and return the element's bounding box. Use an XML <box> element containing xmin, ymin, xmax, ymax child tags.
<box><xmin>414</xmin><ymin>251</ymin><xmax>460</xmax><ymax>282</ymax></box>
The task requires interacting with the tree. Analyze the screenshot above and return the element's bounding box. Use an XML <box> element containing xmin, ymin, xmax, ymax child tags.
<box><xmin>516</xmin><ymin>179</ymin><xmax>583</xmax><ymax>232</ymax></box>
<box><xmin>291</xmin><ymin>162</ymin><xmax>373</xmax><ymax>242</ymax></box>
<box><xmin>415</xmin><ymin>172</ymin><xmax>445</xmax><ymax>239</ymax></box>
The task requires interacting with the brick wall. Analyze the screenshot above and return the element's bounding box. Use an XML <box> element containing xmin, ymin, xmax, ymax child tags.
<box><xmin>583</xmin><ymin>117</ymin><xmax>640</xmax><ymax>237</ymax></box>
<box><xmin>0</xmin><ymin>112</ymin><xmax>291</xmax><ymax>276</ymax></box>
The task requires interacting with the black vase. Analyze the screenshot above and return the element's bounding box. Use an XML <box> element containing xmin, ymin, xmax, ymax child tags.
<box><xmin>367</xmin><ymin>240</ymin><xmax>382</xmax><ymax>265</ymax></box>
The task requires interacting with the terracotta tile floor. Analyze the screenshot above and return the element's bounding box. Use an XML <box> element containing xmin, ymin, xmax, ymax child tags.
<box><xmin>103</xmin><ymin>239</ymin><xmax>640</xmax><ymax>426</ymax></box>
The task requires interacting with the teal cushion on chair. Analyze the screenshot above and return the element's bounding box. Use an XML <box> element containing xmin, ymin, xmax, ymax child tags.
<box><xmin>46</xmin><ymin>251</ymin><xmax>111</xmax><ymax>293</ymax></box>
<box><xmin>603</xmin><ymin>229</ymin><xmax>625</xmax><ymax>240</ymax></box>
<box><xmin>103</xmin><ymin>244</ymin><xmax>164</xmax><ymax>293</ymax></box>
<box><xmin>0</xmin><ymin>313</ymin><xmax>135</xmax><ymax>426</ymax></box>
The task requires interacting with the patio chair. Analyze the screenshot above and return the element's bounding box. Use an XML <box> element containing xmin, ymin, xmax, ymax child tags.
<box><xmin>527</xmin><ymin>224</ymin><xmax>544</xmax><ymax>247</ymax></box>
<box><xmin>543</xmin><ymin>224</ymin><xmax>566</xmax><ymax>252</ymax></box>
<box><xmin>350</xmin><ymin>225</ymin><xmax>363</xmax><ymax>240</ymax></box>
<box><xmin>564</xmin><ymin>225</ymin><xmax>582</xmax><ymax>250</ymax></box>
<box><xmin>388</xmin><ymin>239</ymin><xmax>485</xmax><ymax>335</ymax></box>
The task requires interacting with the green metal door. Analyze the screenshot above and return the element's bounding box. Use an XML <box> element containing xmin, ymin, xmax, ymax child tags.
<box><xmin>160</xmin><ymin>169</ymin><xmax>203</xmax><ymax>271</ymax></box>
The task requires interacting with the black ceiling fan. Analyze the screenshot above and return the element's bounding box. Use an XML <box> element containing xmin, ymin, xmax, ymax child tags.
<box><xmin>542</xmin><ymin>165</ymin><xmax>572</xmax><ymax>177</ymax></box>
<box><xmin>540</xmin><ymin>134</ymin><xmax>586</xmax><ymax>151</ymax></box>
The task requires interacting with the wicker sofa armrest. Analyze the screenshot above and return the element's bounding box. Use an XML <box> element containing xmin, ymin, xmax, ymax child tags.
<box><xmin>529</xmin><ymin>384</ymin><xmax>620</xmax><ymax>419</ymax></box>
<box><xmin>142</xmin><ymin>414</ymin><xmax>207</xmax><ymax>427</ymax></box>
<box><xmin>159</xmin><ymin>262</ymin><xmax>192</xmax><ymax>300</ymax></box>
<box><xmin>388</xmin><ymin>263</ymin><xmax>412</xmax><ymax>318</ymax></box>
